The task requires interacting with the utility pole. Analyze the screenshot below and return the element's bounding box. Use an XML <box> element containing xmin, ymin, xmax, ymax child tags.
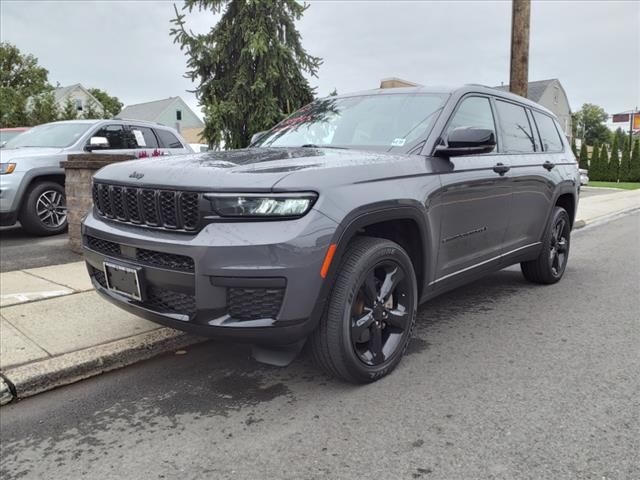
<box><xmin>509</xmin><ymin>0</ymin><xmax>531</xmax><ymax>98</ymax></box>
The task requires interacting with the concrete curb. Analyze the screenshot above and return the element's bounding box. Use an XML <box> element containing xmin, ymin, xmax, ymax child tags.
<box><xmin>0</xmin><ymin>328</ymin><xmax>206</xmax><ymax>406</ymax></box>
<box><xmin>573</xmin><ymin>206</ymin><xmax>640</xmax><ymax>231</ymax></box>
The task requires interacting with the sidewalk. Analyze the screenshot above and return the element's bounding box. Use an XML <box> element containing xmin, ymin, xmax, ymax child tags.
<box><xmin>1</xmin><ymin>188</ymin><xmax>639</xmax><ymax>405</ymax></box>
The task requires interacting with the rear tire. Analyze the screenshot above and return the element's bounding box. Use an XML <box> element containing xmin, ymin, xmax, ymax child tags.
<box><xmin>521</xmin><ymin>206</ymin><xmax>571</xmax><ymax>284</ymax></box>
<box><xmin>310</xmin><ymin>237</ymin><xmax>417</xmax><ymax>383</ymax></box>
<box><xmin>19</xmin><ymin>181</ymin><xmax>68</xmax><ymax>236</ymax></box>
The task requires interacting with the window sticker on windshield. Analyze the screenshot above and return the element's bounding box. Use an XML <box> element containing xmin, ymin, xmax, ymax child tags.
<box><xmin>391</xmin><ymin>138</ymin><xmax>406</xmax><ymax>147</ymax></box>
<box><xmin>132</xmin><ymin>129</ymin><xmax>146</xmax><ymax>147</ymax></box>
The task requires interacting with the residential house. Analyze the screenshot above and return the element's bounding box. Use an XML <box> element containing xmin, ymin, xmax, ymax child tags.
<box><xmin>118</xmin><ymin>97</ymin><xmax>204</xmax><ymax>144</ymax></box>
<box><xmin>53</xmin><ymin>84</ymin><xmax>105</xmax><ymax>117</ymax></box>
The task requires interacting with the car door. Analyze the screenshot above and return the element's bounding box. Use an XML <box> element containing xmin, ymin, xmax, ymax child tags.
<box><xmin>432</xmin><ymin>95</ymin><xmax>512</xmax><ymax>283</ymax></box>
<box><xmin>493</xmin><ymin>100</ymin><xmax>555</xmax><ymax>254</ymax></box>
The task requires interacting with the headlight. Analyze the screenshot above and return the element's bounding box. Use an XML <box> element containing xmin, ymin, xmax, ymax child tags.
<box><xmin>0</xmin><ymin>163</ymin><xmax>16</xmax><ymax>174</ymax></box>
<box><xmin>204</xmin><ymin>192</ymin><xmax>317</xmax><ymax>218</ymax></box>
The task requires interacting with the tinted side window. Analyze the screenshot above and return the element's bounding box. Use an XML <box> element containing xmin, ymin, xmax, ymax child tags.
<box><xmin>495</xmin><ymin>100</ymin><xmax>536</xmax><ymax>153</ymax></box>
<box><xmin>532</xmin><ymin>111</ymin><xmax>563</xmax><ymax>152</ymax></box>
<box><xmin>92</xmin><ymin>124</ymin><xmax>127</xmax><ymax>149</ymax></box>
<box><xmin>447</xmin><ymin>97</ymin><xmax>496</xmax><ymax>148</ymax></box>
<box><xmin>130</xmin><ymin>126</ymin><xmax>159</xmax><ymax>149</ymax></box>
<box><xmin>156</xmin><ymin>129</ymin><xmax>183</xmax><ymax>149</ymax></box>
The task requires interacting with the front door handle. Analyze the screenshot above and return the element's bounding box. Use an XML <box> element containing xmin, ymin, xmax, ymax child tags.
<box><xmin>493</xmin><ymin>163</ymin><xmax>510</xmax><ymax>176</ymax></box>
<box><xmin>543</xmin><ymin>161</ymin><xmax>555</xmax><ymax>171</ymax></box>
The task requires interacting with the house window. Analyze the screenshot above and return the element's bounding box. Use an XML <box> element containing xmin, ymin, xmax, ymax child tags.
<box><xmin>75</xmin><ymin>99</ymin><xmax>83</xmax><ymax>111</ymax></box>
<box><xmin>176</xmin><ymin>110</ymin><xmax>182</xmax><ymax>121</ymax></box>
<box><xmin>553</xmin><ymin>87</ymin><xmax>559</xmax><ymax>105</ymax></box>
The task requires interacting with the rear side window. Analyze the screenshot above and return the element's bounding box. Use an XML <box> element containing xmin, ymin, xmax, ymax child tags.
<box><xmin>495</xmin><ymin>100</ymin><xmax>537</xmax><ymax>153</ymax></box>
<box><xmin>156</xmin><ymin>129</ymin><xmax>183</xmax><ymax>149</ymax></box>
<box><xmin>129</xmin><ymin>126</ymin><xmax>159</xmax><ymax>148</ymax></box>
<box><xmin>532</xmin><ymin>111</ymin><xmax>563</xmax><ymax>152</ymax></box>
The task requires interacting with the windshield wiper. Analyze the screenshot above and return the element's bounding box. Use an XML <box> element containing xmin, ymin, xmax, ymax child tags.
<box><xmin>300</xmin><ymin>144</ymin><xmax>348</xmax><ymax>149</ymax></box>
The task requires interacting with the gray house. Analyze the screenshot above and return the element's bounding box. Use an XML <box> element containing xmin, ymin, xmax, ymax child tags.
<box><xmin>118</xmin><ymin>97</ymin><xmax>204</xmax><ymax>143</ymax></box>
<box><xmin>494</xmin><ymin>79</ymin><xmax>572</xmax><ymax>139</ymax></box>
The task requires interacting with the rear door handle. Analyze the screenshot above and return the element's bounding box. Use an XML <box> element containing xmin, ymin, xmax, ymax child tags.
<box><xmin>543</xmin><ymin>161</ymin><xmax>555</xmax><ymax>171</ymax></box>
<box><xmin>493</xmin><ymin>163</ymin><xmax>510</xmax><ymax>176</ymax></box>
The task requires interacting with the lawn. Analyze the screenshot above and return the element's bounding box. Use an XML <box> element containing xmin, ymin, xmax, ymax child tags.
<box><xmin>588</xmin><ymin>181</ymin><xmax>640</xmax><ymax>190</ymax></box>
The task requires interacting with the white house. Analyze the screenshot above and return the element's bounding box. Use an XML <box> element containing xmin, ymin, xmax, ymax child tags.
<box><xmin>118</xmin><ymin>97</ymin><xmax>204</xmax><ymax>144</ymax></box>
<box><xmin>53</xmin><ymin>84</ymin><xmax>105</xmax><ymax>117</ymax></box>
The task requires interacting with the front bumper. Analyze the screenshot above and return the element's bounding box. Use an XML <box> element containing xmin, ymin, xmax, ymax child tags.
<box><xmin>81</xmin><ymin>209</ymin><xmax>338</xmax><ymax>345</ymax></box>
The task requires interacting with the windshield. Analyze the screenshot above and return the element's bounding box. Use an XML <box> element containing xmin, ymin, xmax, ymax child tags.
<box><xmin>256</xmin><ymin>93</ymin><xmax>448</xmax><ymax>151</ymax></box>
<box><xmin>0</xmin><ymin>130</ymin><xmax>27</xmax><ymax>146</ymax></box>
<box><xmin>3</xmin><ymin>123</ymin><xmax>91</xmax><ymax>149</ymax></box>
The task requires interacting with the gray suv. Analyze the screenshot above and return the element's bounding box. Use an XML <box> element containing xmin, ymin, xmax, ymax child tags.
<box><xmin>0</xmin><ymin>119</ymin><xmax>192</xmax><ymax>235</ymax></box>
<box><xmin>82</xmin><ymin>85</ymin><xmax>580</xmax><ymax>383</ymax></box>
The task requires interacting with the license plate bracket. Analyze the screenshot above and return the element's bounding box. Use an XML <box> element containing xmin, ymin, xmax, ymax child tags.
<box><xmin>103</xmin><ymin>262</ymin><xmax>143</xmax><ymax>301</ymax></box>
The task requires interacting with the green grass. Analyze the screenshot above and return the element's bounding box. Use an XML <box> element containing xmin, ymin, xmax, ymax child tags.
<box><xmin>588</xmin><ymin>181</ymin><xmax>640</xmax><ymax>190</ymax></box>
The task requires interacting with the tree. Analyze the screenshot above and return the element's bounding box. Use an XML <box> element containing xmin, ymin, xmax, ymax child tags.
<box><xmin>578</xmin><ymin>142</ymin><xmax>588</xmax><ymax>170</ymax></box>
<box><xmin>589</xmin><ymin>143</ymin><xmax>601</xmax><ymax>180</ymax></box>
<box><xmin>59</xmin><ymin>97</ymin><xmax>77</xmax><ymax>121</ymax></box>
<box><xmin>88</xmin><ymin>87</ymin><xmax>123</xmax><ymax>118</ymax></box>
<box><xmin>0</xmin><ymin>42</ymin><xmax>51</xmax><ymax>127</ymax></box>
<box><xmin>329</xmin><ymin>88</ymin><xmax>338</xmax><ymax>97</ymax></box>
<box><xmin>573</xmin><ymin>103</ymin><xmax>610</xmax><ymax>146</ymax></box>
<box><xmin>571</xmin><ymin>137</ymin><xmax>578</xmax><ymax>157</ymax></box>
<box><xmin>28</xmin><ymin>91</ymin><xmax>59</xmax><ymax>125</ymax></box>
<box><xmin>630</xmin><ymin>139</ymin><xmax>640</xmax><ymax>183</ymax></box>
<box><xmin>171</xmin><ymin>0</ymin><xmax>321</xmax><ymax>149</ymax></box>
<box><xmin>83</xmin><ymin>99</ymin><xmax>102</xmax><ymax>119</ymax></box>
<box><xmin>597</xmin><ymin>144</ymin><xmax>609</xmax><ymax>182</ymax></box>
<box><xmin>619</xmin><ymin>142</ymin><xmax>631</xmax><ymax>182</ymax></box>
<box><xmin>607</xmin><ymin>136</ymin><xmax>620</xmax><ymax>182</ymax></box>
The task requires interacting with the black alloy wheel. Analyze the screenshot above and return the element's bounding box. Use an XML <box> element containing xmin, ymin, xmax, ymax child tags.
<box><xmin>310</xmin><ymin>237</ymin><xmax>417</xmax><ymax>383</ymax></box>
<box><xmin>350</xmin><ymin>261</ymin><xmax>413</xmax><ymax>366</ymax></box>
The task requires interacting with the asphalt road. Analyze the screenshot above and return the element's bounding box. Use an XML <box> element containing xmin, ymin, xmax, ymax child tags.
<box><xmin>1</xmin><ymin>212</ymin><xmax>639</xmax><ymax>480</ymax></box>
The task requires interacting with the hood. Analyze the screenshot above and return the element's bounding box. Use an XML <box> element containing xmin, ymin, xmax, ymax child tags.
<box><xmin>0</xmin><ymin>147</ymin><xmax>64</xmax><ymax>161</ymax></box>
<box><xmin>93</xmin><ymin>147</ymin><xmax>422</xmax><ymax>191</ymax></box>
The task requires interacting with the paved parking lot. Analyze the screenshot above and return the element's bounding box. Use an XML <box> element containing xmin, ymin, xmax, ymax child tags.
<box><xmin>2</xmin><ymin>212</ymin><xmax>638</xmax><ymax>480</ymax></box>
<box><xmin>0</xmin><ymin>225</ymin><xmax>80</xmax><ymax>272</ymax></box>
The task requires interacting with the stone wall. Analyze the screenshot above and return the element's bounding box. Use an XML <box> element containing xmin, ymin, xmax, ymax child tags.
<box><xmin>61</xmin><ymin>154</ymin><xmax>135</xmax><ymax>253</ymax></box>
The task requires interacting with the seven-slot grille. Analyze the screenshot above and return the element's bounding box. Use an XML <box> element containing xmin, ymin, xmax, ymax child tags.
<box><xmin>92</xmin><ymin>182</ymin><xmax>200</xmax><ymax>231</ymax></box>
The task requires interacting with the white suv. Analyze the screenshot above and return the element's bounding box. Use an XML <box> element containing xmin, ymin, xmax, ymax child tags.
<box><xmin>0</xmin><ymin>119</ymin><xmax>192</xmax><ymax>235</ymax></box>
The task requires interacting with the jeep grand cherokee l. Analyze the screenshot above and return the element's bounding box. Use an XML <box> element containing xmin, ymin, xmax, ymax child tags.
<box><xmin>0</xmin><ymin>120</ymin><xmax>191</xmax><ymax>235</ymax></box>
<box><xmin>82</xmin><ymin>85</ymin><xmax>580</xmax><ymax>383</ymax></box>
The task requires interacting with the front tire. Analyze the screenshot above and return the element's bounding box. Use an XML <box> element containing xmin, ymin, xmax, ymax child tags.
<box><xmin>19</xmin><ymin>181</ymin><xmax>68</xmax><ymax>236</ymax></box>
<box><xmin>310</xmin><ymin>237</ymin><xmax>418</xmax><ymax>383</ymax></box>
<box><xmin>521</xmin><ymin>206</ymin><xmax>571</xmax><ymax>284</ymax></box>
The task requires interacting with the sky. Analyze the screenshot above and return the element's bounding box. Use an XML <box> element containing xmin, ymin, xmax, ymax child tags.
<box><xmin>2</xmin><ymin>0</ymin><xmax>639</xmax><ymax>124</ymax></box>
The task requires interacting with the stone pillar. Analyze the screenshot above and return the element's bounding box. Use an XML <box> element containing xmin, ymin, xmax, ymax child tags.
<box><xmin>61</xmin><ymin>154</ymin><xmax>135</xmax><ymax>254</ymax></box>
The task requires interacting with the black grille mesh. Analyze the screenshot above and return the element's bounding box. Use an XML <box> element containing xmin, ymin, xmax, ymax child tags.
<box><xmin>85</xmin><ymin>235</ymin><xmax>194</xmax><ymax>273</ymax></box>
<box><xmin>86</xmin><ymin>236</ymin><xmax>121</xmax><ymax>257</ymax></box>
<box><xmin>228</xmin><ymin>287</ymin><xmax>284</xmax><ymax>320</ymax></box>
<box><xmin>146</xmin><ymin>286</ymin><xmax>196</xmax><ymax>315</ymax></box>
<box><xmin>92</xmin><ymin>182</ymin><xmax>200</xmax><ymax>231</ymax></box>
<box><xmin>136</xmin><ymin>248</ymin><xmax>194</xmax><ymax>272</ymax></box>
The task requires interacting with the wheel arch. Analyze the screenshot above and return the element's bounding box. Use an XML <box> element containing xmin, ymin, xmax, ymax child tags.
<box><xmin>14</xmin><ymin>168</ymin><xmax>66</xmax><ymax>212</ymax></box>
<box><xmin>308</xmin><ymin>201</ymin><xmax>433</xmax><ymax>329</ymax></box>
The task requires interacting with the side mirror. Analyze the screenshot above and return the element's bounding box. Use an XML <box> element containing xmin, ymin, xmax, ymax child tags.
<box><xmin>250</xmin><ymin>131</ymin><xmax>267</xmax><ymax>146</ymax></box>
<box><xmin>85</xmin><ymin>136</ymin><xmax>109</xmax><ymax>152</ymax></box>
<box><xmin>434</xmin><ymin>127</ymin><xmax>496</xmax><ymax>157</ymax></box>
